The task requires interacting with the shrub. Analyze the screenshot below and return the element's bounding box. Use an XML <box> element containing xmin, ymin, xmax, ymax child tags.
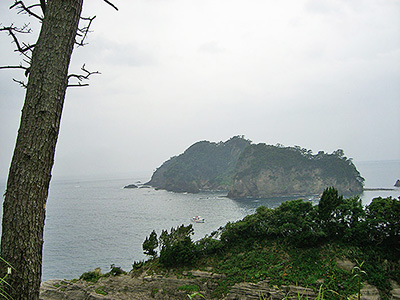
<box><xmin>158</xmin><ymin>224</ymin><xmax>196</xmax><ymax>267</ymax></box>
<box><xmin>365</xmin><ymin>196</ymin><xmax>400</xmax><ymax>247</ymax></box>
<box><xmin>95</xmin><ymin>286</ymin><xmax>108</xmax><ymax>295</ymax></box>
<box><xmin>79</xmin><ymin>271</ymin><xmax>101</xmax><ymax>283</ymax></box>
<box><xmin>108</xmin><ymin>264</ymin><xmax>125</xmax><ymax>276</ymax></box>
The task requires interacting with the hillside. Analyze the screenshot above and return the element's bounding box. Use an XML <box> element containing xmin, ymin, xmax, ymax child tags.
<box><xmin>147</xmin><ymin>137</ymin><xmax>364</xmax><ymax>198</ymax></box>
<box><xmin>42</xmin><ymin>192</ymin><xmax>400</xmax><ymax>299</ymax></box>
<box><xmin>146</xmin><ymin>136</ymin><xmax>251</xmax><ymax>193</ymax></box>
<box><xmin>228</xmin><ymin>144</ymin><xmax>364</xmax><ymax>198</ymax></box>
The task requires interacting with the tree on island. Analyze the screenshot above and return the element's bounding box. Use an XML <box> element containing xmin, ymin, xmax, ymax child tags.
<box><xmin>0</xmin><ymin>1</ymin><xmax>117</xmax><ymax>299</ymax></box>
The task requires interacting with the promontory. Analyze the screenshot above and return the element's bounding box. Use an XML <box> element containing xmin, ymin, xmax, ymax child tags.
<box><xmin>146</xmin><ymin>136</ymin><xmax>364</xmax><ymax>198</ymax></box>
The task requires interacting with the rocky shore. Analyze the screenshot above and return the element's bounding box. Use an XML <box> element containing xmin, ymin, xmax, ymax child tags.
<box><xmin>40</xmin><ymin>269</ymin><xmax>400</xmax><ymax>300</ymax></box>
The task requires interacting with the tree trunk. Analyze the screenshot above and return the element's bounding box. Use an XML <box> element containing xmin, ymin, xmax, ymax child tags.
<box><xmin>1</xmin><ymin>1</ymin><xmax>83</xmax><ymax>299</ymax></box>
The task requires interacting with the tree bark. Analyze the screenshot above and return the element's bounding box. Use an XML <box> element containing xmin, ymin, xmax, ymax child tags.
<box><xmin>1</xmin><ymin>1</ymin><xmax>83</xmax><ymax>299</ymax></box>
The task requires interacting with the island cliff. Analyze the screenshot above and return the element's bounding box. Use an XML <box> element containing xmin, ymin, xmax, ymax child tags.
<box><xmin>227</xmin><ymin>144</ymin><xmax>364</xmax><ymax>198</ymax></box>
<box><xmin>147</xmin><ymin>137</ymin><xmax>364</xmax><ymax>198</ymax></box>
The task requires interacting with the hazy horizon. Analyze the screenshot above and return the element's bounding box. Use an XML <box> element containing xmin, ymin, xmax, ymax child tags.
<box><xmin>1</xmin><ymin>0</ymin><xmax>399</xmax><ymax>181</ymax></box>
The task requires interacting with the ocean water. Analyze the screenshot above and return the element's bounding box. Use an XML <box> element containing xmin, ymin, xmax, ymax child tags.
<box><xmin>1</xmin><ymin>160</ymin><xmax>399</xmax><ymax>281</ymax></box>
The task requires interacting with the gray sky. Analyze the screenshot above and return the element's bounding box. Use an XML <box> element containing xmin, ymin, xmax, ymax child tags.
<box><xmin>1</xmin><ymin>0</ymin><xmax>399</xmax><ymax>180</ymax></box>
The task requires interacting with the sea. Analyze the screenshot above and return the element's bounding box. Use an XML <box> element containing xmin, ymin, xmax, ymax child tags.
<box><xmin>0</xmin><ymin>160</ymin><xmax>399</xmax><ymax>281</ymax></box>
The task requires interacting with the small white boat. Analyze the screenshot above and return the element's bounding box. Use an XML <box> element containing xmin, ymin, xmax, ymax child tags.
<box><xmin>192</xmin><ymin>216</ymin><xmax>205</xmax><ymax>223</ymax></box>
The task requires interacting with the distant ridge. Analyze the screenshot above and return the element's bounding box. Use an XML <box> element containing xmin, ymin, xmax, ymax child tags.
<box><xmin>147</xmin><ymin>137</ymin><xmax>364</xmax><ymax>198</ymax></box>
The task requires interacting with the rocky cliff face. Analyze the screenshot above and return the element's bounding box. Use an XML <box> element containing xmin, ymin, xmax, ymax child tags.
<box><xmin>228</xmin><ymin>144</ymin><xmax>364</xmax><ymax>199</ymax></box>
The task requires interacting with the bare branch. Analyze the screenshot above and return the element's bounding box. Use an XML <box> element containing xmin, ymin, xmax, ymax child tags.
<box><xmin>67</xmin><ymin>82</ymin><xmax>90</xmax><ymax>88</ymax></box>
<box><xmin>103</xmin><ymin>0</ymin><xmax>118</xmax><ymax>11</ymax></box>
<box><xmin>76</xmin><ymin>16</ymin><xmax>96</xmax><ymax>47</ymax></box>
<box><xmin>0</xmin><ymin>65</ymin><xmax>29</xmax><ymax>71</ymax></box>
<box><xmin>0</xmin><ymin>25</ymin><xmax>35</xmax><ymax>57</ymax></box>
<box><xmin>67</xmin><ymin>64</ymin><xmax>100</xmax><ymax>87</ymax></box>
<box><xmin>10</xmin><ymin>1</ymin><xmax>43</xmax><ymax>21</ymax></box>
<box><xmin>12</xmin><ymin>78</ymin><xmax>27</xmax><ymax>88</ymax></box>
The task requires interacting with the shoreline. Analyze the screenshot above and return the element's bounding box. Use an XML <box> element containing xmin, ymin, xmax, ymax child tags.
<box><xmin>363</xmin><ymin>187</ymin><xmax>397</xmax><ymax>191</ymax></box>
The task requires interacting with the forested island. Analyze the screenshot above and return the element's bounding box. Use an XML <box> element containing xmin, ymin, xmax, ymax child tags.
<box><xmin>146</xmin><ymin>136</ymin><xmax>364</xmax><ymax>198</ymax></box>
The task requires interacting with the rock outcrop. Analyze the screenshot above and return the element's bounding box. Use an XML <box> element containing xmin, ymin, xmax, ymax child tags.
<box><xmin>40</xmin><ymin>271</ymin><xmax>221</xmax><ymax>300</ymax></box>
<box><xmin>228</xmin><ymin>144</ymin><xmax>364</xmax><ymax>198</ymax></box>
<box><xmin>224</xmin><ymin>280</ymin><xmax>317</xmax><ymax>299</ymax></box>
<box><xmin>124</xmin><ymin>184</ymin><xmax>138</xmax><ymax>189</ymax></box>
<box><xmin>40</xmin><ymin>271</ymin><xmax>395</xmax><ymax>300</ymax></box>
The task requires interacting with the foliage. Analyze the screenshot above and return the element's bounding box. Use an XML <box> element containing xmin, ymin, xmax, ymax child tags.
<box><xmin>187</xmin><ymin>292</ymin><xmax>205</xmax><ymax>299</ymax></box>
<box><xmin>262</xmin><ymin>199</ymin><xmax>324</xmax><ymax>246</ymax></box>
<box><xmin>132</xmin><ymin>260</ymin><xmax>144</xmax><ymax>270</ymax></box>
<box><xmin>140</xmin><ymin>188</ymin><xmax>399</xmax><ymax>299</ymax></box>
<box><xmin>80</xmin><ymin>264</ymin><xmax>126</xmax><ymax>283</ymax></box>
<box><xmin>159</xmin><ymin>224</ymin><xmax>196</xmax><ymax>267</ymax></box>
<box><xmin>232</xmin><ymin>144</ymin><xmax>364</xmax><ymax>195</ymax></box>
<box><xmin>143</xmin><ymin>230</ymin><xmax>158</xmax><ymax>257</ymax></box>
<box><xmin>364</xmin><ymin>196</ymin><xmax>400</xmax><ymax>248</ymax></box>
<box><xmin>80</xmin><ymin>271</ymin><xmax>101</xmax><ymax>283</ymax></box>
<box><xmin>318</xmin><ymin>187</ymin><xmax>345</xmax><ymax>238</ymax></box>
<box><xmin>147</xmin><ymin>136</ymin><xmax>252</xmax><ymax>192</ymax></box>
<box><xmin>108</xmin><ymin>264</ymin><xmax>126</xmax><ymax>276</ymax></box>
<box><xmin>94</xmin><ymin>286</ymin><xmax>108</xmax><ymax>295</ymax></box>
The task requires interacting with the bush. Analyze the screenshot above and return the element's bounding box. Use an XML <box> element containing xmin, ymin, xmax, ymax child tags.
<box><xmin>365</xmin><ymin>196</ymin><xmax>400</xmax><ymax>247</ymax></box>
<box><xmin>108</xmin><ymin>264</ymin><xmax>125</xmax><ymax>276</ymax></box>
<box><xmin>158</xmin><ymin>224</ymin><xmax>196</xmax><ymax>267</ymax></box>
<box><xmin>79</xmin><ymin>271</ymin><xmax>101</xmax><ymax>283</ymax></box>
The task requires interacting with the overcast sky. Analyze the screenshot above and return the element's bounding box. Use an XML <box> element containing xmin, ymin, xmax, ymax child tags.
<box><xmin>1</xmin><ymin>0</ymin><xmax>399</xmax><ymax>181</ymax></box>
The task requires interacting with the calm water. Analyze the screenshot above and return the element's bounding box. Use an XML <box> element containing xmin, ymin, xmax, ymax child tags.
<box><xmin>1</xmin><ymin>160</ymin><xmax>399</xmax><ymax>281</ymax></box>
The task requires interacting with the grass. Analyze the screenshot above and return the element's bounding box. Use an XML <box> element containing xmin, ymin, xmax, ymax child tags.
<box><xmin>205</xmin><ymin>241</ymin><xmax>362</xmax><ymax>299</ymax></box>
<box><xmin>0</xmin><ymin>257</ymin><xmax>13</xmax><ymax>300</ymax></box>
<box><xmin>94</xmin><ymin>286</ymin><xmax>108</xmax><ymax>295</ymax></box>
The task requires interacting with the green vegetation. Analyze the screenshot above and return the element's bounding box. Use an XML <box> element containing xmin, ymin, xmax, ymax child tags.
<box><xmin>143</xmin><ymin>230</ymin><xmax>158</xmax><ymax>258</ymax></box>
<box><xmin>178</xmin><ymin>284</ymin><xmax>200</xmax><ymax>292</ymax></box>
<box><xmin>147</xmin><ymin>137</ymin><xmax>364</xmax><ymax>198</ymax></box>
<box><xmin>142</xmin><ymin>188</ymin><xmax>399</xmax><ymax>299</ymax></box>
<box><xmin>0</xmin><ymin>257</ymin><xmax>12</xmax><ymax>300</ymax></box>
<box><xmin>95</xmin><ymin>286</ymin><xmax>108</xmax><ymax>295</ymax></box>
<box><xmin>151</xmin><ymin>287</ymin><xmax>159</xmax><ymax>297</ymax></box>
<box><xmin>229</xmin><ymin>144</ymin><xmax>364</xmax><ymax>198</ymax></box>
<box><xmin>79</xmin><ymin>264</ymin><xmax>126</xmax><ymax>283</ymax></box>
<box><xmin>159</xmin><ymin>224</ymin><xmax>196</xmax><ymax>267</ymax></box>
<box><xmin>187</xmin><ymin>292</ymin><xmax>206</xmax><ymax>299</ymax></box>
<box><xmin>146</xmin><ymin>136</ymin><xmax>251</xmax><ymax>193</ymax></box>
